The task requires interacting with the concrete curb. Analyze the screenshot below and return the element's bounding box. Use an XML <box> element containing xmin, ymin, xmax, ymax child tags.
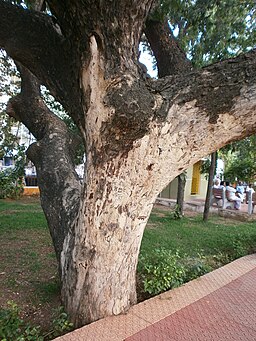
<box><xmin>55</xmin><ymin>254</ymin><xmax>256</xmax><ymax>341</ymax></box>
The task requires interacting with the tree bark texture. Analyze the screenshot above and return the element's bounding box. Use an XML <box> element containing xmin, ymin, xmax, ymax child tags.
<box><xmin>1</xmin><ymin>0</ymin><xmax>256</xmax><ymax>327</ymax></box>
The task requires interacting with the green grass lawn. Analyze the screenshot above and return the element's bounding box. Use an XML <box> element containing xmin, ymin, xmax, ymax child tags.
<box><xmin>0</xmin><ymin>198</ymin><xmax>60</xmax><ymax>339</ymax></box>
<box><xmin>137</xmin><ymin>207</ymin><xmax>256</xmax><ymax>296</ymax></box>
<box><xmin>0</xmin><ymin>198</ymin><xmax>256</xmax><ymax>338</ymax></box>
<box><xmin>141</xmin><ymin>208</ymin><xmax>256</xmax><ymax>258</ymax></box>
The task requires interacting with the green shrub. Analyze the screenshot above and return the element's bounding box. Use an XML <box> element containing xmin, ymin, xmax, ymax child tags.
<box><xmin>0</xmin><ymin>146</ymin><xmax>26</xmax><ymax>199</ymax></box>
<box><xmin>0</xmin><ymin>301</ymin><xmax>43</xmax><ymax>341</ymax></box>
<box><xmin>232</xmin><ymin>239</ymin><xmax>248</xmax><ymax>259</ymax></box>
<box><xmin>0</xmin><ymin>302</ymin><xmax>73</xmax><ymax>341</ymax></box>
<box><xmin>183</xmin><ymin>253</ymin><xmax>212</xmax><ymax>281</ymax></box>
<box><xmin>138</xmin><ymin>248</ymin><xmax>214</xmax><ymax>297</ymax></box>
<box><xmin>0</xmin><ymin>169</ymin><xmax>24</xmax><ymax>199</ymax></box>
<box><xmin>139</xmin><ymin>248</ymin><xmax>186</xmax><ymax>295</ymax></box>
<box><xmin>170</xmin><ymin>204</ymin><xmax>183</xmax><ymax>220</ymax></box>
<box><xmin>50</xmin><ymin>306</ymin><xmax>74</xmax><ymax>338</ymax></box>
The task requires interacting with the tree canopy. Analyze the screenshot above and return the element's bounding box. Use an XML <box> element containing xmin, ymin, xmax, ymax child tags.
<box><xmin>222</xmin><ymin>135</ymin><xmax>256</xmax><ymax>183</ymax></box>
<box><xmin>166</xmin><ymin>0</ymin><xmax>256</xmax><ymax>65</ymax></box>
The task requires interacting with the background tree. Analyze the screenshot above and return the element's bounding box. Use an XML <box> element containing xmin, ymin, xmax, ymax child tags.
<box><xmin>156</xmin><ymin>0</ymin><xmax>256</xmax><ymax>67</ymax></box>
<box><xmin>203</xmin><ymin>151</ymin><xmax>217</xmax><ymax>221</ymax></box>
<box><xmin>1</xmin><ymin>0</ymin><xmax>256</xmax><ymax>327</ymax></box>
<box><xmin>222</xmin><ymin>136</ymin><xmax>256</xmax><ymax>183</ymax></box>
<box><xmin>0</xmin><ymin>50</ymin><xmax>20</xmax><ymax>159</ymax></box>
<box><xmin>176</xmin><ymin>172</ymin><xmax>186</xmax><ymax>216</ymax></box>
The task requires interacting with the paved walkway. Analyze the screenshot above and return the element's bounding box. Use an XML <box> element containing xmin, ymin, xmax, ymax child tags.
<box><xmin>56</xmin><ymin>254</ymin><xmax>256</xmax><ymax>341</ymax></box>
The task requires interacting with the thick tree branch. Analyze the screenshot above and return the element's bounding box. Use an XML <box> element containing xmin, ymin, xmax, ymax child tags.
<box><xmin>0</xmin><ymin>1</ymin><xmax>83</xmax><ymax>125</ymax></box>
<box><xmin>144</xmin><ymin>18</ymin><xmax>192</xmax><ymax>77</ymax></box>
<box><xmin>153</xmin><ymin>49</ymin><xmax>256</xmax><ymax>124</ymax></box>
<box><xmin>146</xmin><ymin>49</ymin><xmax>256</xmax><ymax>193</ymax></box>
<box><xmin>7</xmin><ymin>65</ymin><xmax>82</xmax><ymax>261</ymax></box>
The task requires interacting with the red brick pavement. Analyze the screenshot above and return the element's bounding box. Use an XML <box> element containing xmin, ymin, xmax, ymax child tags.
<box><xmin>125</xmin><ymin>268</ymin><xmax>256</xmax><ymax>341</ymax></box>
<box><xmin>56</xmin><ymin>255</ymin><xmax>256</xmax><ymax>341</ymax></box>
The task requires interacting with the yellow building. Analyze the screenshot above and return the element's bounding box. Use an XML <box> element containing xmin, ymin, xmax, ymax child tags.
<box><xmin>159</xmin><ymin>160</ymin><xmax>208</xmax><ymax>201</ymax></box>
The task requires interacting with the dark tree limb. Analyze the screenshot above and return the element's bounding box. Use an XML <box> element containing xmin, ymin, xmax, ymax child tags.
<box><xmin>0</xmin><ymin>0</ymin><xmax>83</xmax><ymax>125</ymax></box>
<box><xmin>144</xmin><ymin>18</ymin><xmax>192</xmax><ymax>77</ymax></box>
<box><xmin>7</xmin><ymin>64</ymin><xmax>82</xmax><ymax>262</ymax></box>
<box><xmin>46</xmin><ymin>0</ymin><xmax>156</xmax><ymax>76</ymax></box>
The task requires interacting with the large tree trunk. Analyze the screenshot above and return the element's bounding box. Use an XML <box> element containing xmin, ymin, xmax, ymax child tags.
<box><xmin>61</xmin><ymin>159</ymin><xmax>156</xmax><ymax>325</ymax></box>
<box><xmin>2</xmin><ymin>0</ymin><xmax>256</xmax><ymax>328</ymax></box>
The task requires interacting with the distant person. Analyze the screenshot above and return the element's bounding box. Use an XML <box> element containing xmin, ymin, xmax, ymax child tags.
<box><xmin>236</xmin><ymin>181</ymin><xmax>245</xmax><ymax>202</ymax></box>
<box><xmin>226</xmin><ymin>181</ymin><xmax>242</xmax><ymax>210</ymax></box>
<box><xmin>213</xmin><ymin>179</ymin><xmax>220</xmax><ymax>188</ymax></box>
<box><xmin>246</xmin><ymin>184</ymin><xmax>255</xmax><ymax>193</ymax></box>
<box><xmin>236</xmin><ymin>181</ymin><xmax>245</xmax><ymax>195</ymax></box>
<box><xmin>220</xmin><ymin>180</ymin><xmax>226</xmax><ymax>189</ymax></box>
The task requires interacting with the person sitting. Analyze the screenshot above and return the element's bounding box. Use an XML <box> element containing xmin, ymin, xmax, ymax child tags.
<box><xmin>236</xmin><ymin>181</ymin><xmax>245</xmax><ymax>194</ymax></box>
<box><xmin>234</xmin><ymin>191</ymin><xmax>243</xmax><ymax>210</ymax></box>
<box><xmin>220</xmin><ymin>180</ymin><xmax>226</xmax><ymax>190</ymax></box>
<box><xmin>246</xmin><ymin>183</ymin><xmax>255</xmax><ymax>193</ymax></box>
<box><xmin>236</xmin><ymin>181</ymin><xmax>245</xmax><ymax>202</ymax></box>
<box><xmin>226</xmin><ymin>181</ymin><xmax>242</xmax><ymax>210</ymax></box>
<box><xmin>213</xmin><ymin>178</ymin><xmax>221</xmax><ymax>188</ymax></box>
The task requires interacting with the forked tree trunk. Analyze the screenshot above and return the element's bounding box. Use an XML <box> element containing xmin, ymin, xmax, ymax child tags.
<box><xmin>2</xmin><ymin>0</ymin><xmax>256</xmax><ymax>328</ymax></box>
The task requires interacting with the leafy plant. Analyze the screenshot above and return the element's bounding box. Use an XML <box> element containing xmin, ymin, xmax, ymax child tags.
<box><xmin>0</xmin><ymin>301</ymin><xmax>43</xmax><ymax>341</ymax></box>
<box><xmin>183</xmin><ymin>252</ymin><xmax>212</xmax><ymax>281</ymax></box>
<box><xmin>139</xmin><ymin>248</ymin><xmax>186</xmax><ymax>295</ymax></box>
<box><xmin>0</xmin><ymin>144</ymin><xmax>26</xmax><ymax>199</ymax></box>
<box><xmin>232</xmin><ymin>239</ymin><xmax>248</xmax><ymax>259</ymax></box>
<box><xmin>170</xmin><ymin>204</ymin><xmax>183</xmax><ymax>220</ymax></box>
<box><xmin>49</xmin><ymin>306</ymin><xmax>74</xmax><ymax>338</ymax></box>
<box><xmin>138</xmin><ymin>247</ymin><xmax>213</xmax><ymax>296</ymax></box>
<box><xmin>0</xmin><ymin>302</ymin><xmax>73</xmax><ymax>341</ymax></box>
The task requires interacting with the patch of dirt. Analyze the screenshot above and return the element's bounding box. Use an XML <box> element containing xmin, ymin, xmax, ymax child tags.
<box><xmin>4</xmin><ymin>195</ymin><xmax>41</xmax><ymax>204</ymax></box>
<box><xmin>0</xmin><ymin>227</ymin><xmax>60</xmax><ymax>334</ymax></box>
<box><xmin>153</xmin><ymin>204</ymin><xmax>172</xmax><ymax>212</ymax></box>
<box><xmin>183</xmin><ymin>211</ymin><xmax>199</xmax><ymax>218</ymax></box>
<box><xmin>146</xmin><ymin>222</ymin><xmax>158</xmax><ymax>229</ymax></box>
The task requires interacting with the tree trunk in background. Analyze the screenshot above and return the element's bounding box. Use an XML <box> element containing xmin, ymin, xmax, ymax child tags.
<box><xmin>203</xmin><ymin>152</ymin><xmax>217</xmax><ymax>221</ymax></box>
<box><xmin>177</xmin><ymin>172</ymin><xmax>186</xmax><ymax>216</ymax></box>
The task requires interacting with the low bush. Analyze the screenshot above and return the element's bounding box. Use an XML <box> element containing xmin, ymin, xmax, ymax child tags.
<box><xmin>0</xmin><ymin>301</ymin><xmax>43</xmax><ymax>341</ymax></box>
<box><xmin>182</xmin><ymin>252</ymin><xmax>212</xmax><ymax>281</ymax></box>
<box><xmin>0</xmin><ymin>301</ymin><xmax>73</xmax><ymax>341</ymax></box>
<box><xmin>138</xmin><ymin>248</ymin><xmax>213</xmax><ymax>296</ymax></box>
<box><xmin>138</xmin><ymin>248</ymin><xmax>186</xmax><ymax>295</ymax></box>
<box><xmin>0</xmin><ymin>146</ymin><xmax>26</xmax><ymax>199</ymax></box>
